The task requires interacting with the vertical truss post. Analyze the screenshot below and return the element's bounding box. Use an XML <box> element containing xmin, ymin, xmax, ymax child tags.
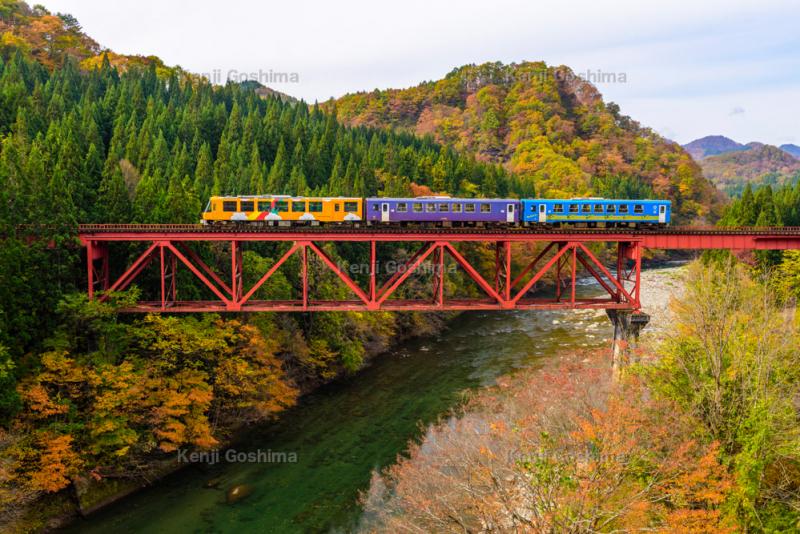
<box><xmin>369</xmin><ymin>240</ymin><xmax>377</xmax><ymax>305</ymax></box>
<box><xmin>494</xmin><ymin>241</ymin><xmax>512</xmax><ymax>300</ymax></box>
<box><xmin>503</xmin><ymin>241</ymin><xmax>511</xmax><ymax>301</ymax></box>
<box><xmin>616</xmin><ymin>242</ymin><xmax>624</xmax><ymax>303</ymax></box>
<box><xmin>555</xmin><ymin>243</ymin><xmax>565</xmax><ymax>302</ymax></box>
<box><xmin>231</xmin><ymin>241</ymin><xmax>242</xmax><ymax>303</ymax></box>
<box><xmin>301</xmin><ymin>243</ymin><xmax>308</xmax><ymax>310</ymax></box>
<box><xmin>160</xmin><ymin>243</ymin><xmax>167</xmax><ymax>310</ymax></box>
<box><xmin>435</xmin><ymin>243</ymin><xmax>445</xmax><ymax>306</ymax></box>
<box><xmin>86</xmin><ymin>239</ymin><xmax>94</xmax><ymax>300</ymax></box>
<box><xmin>570</xmin><ymin>244</ymin><xmax>577</xmax><ymax>305</ymax></box>
<box><xmin>633</xmin><ymin>242</ymin><xmax>642</xmax><ymax>308</ymax></box>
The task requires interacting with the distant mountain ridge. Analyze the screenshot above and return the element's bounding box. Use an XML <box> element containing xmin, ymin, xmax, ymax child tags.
<box><xmin>682</xmin><ymin>135</ymin><xmax>800</xmax><ymax>162</ymax></box>
<box><xmin>781</xmin><ymin>144</ymin><xmax>800</xmax><ymax>159</ymax></box>
<box><xmin>685</xmin><ymin>137</ymin><xmax>800</xmax><ymax>195</ymax></box>
<box><xmin>683</xmin><ymin>135</ymin><xmax>747</xmax><ymax>160</ymax></box>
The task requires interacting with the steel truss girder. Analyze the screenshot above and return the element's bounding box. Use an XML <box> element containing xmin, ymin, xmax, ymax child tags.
<box><xmin>83</xmin><ymin>238</ymin><xmax>643</xmax><ymax>313</ymax></box>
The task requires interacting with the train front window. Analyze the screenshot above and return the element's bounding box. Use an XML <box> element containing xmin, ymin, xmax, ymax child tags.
<box><xmin>240</xmin><ymin>201</ymin><xmax>254</xmax><ymax>212</ymax></box>
<box><xmin>480</xmin><ymin>204</ymin><xmax>491</xmax><ymax>213</ymax></box>
<box><xmin>308</xmin><ymin>201</ymin><xmax>323</xmax><ymax>212</ymax></box>
<box><xmin>633</xmin><ymin>204</ymin><xmax>644</xmax><ymax>214</ymax></box>
<box><xmin>344</xmin><ymin>201</ymin><xmax>358</xmax><ymax>212</ymax></box>
<box><xmin>222</xmin><ymin>200</ymin><xmax>238</xmax><ymax>212</ymax></box>
<box><xmin>204</xmin><ymin>200</ymin><xmax>212</xmax><ymax>213</ymax></box>
<box><xmin>397</xmin><ymin>202</ymin><xmax>408</xmax><ymax>212</ymax></box>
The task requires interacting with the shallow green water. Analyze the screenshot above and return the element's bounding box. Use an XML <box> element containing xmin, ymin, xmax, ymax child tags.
<box><xmin>65</xmin><ymin>307</ymin><xmax>612</xmax><ymax>533</ymax></box>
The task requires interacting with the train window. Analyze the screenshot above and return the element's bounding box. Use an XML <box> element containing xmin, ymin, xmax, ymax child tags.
<box><xmin>334</xmin><ymin>203</ymin><xmax>340</xmax><ymax>212</ymax></box>
<box><xmin>426</xmin><ymin>203</ymin><xmax>436</xmax><ymax>212</ymax></box>
<box><xmin>344</xmin><ymin>201</ymin><xmax>358</xmax><ymax>212</ymax></box>
<box><xmin>569</xmin><ymin>204</ymin><xmax>579</xmax><ymax>213</ymax></box>
<box><xmin>617</xmin><ymin>204</ymin><xmax>629</xmax><ymax>214</ymax></box>
<box><xmin>553</xmin><ymin>204</ymin><xmax>564</xmax><ymax>213</ymax></box>
<box><xmin>594</xmin><ymin>204</ymin><xmax>605</xmax><ymax>213</ymax></box>
<box><xmin>480</xmin><ymin>204</ymin><xmax>491</xmax><ymax>213</ymax></box>
<box><xmin>397</xmin><ymin>202</ymin><xmax>408</xmax><ymax>212</ymax></box>
<box><xmin>223</xmin><ymin>200</ymin><xmax>238</xmax><ymax>212</ymax></box>
<box><xmin>465</xmin><ymin>204</ymin><xmax>475</xmax><ymax>213</ymax></box>
<box><xmin>372</xmin><ymin>204</ymin><xmax>379</xmax><ymax>212</ymax></box>
<box><xmin>633</xmin><ymin>204</ymin><xmax>644</xmax><ymax>214</ymax></box>
<box><xmin>413</xmin><ymin>203</ymin><xmax>423</xmax><ymax>212</ymax></box>
<box><xmin>258</xmin><ymin>201</ymin><xmax>271</xmax><ymax>212</ymax></box>
<box><xmin>274</xmin><ymin>200</ymin><xmax>288</xmax><ymax>212</ymax></box>
<box><xmin>581</xmin><ymin>204</ymin><xmax>591</xmax><ymax>213</ymax></box>
<box><xmin>452</xmin><ymin>203</ymin><xmax>462</xmax><ymax>213</ymax></box>
<box><xmin>308</xmin><ymin>201</ymin><xmax>323</xmax><ymax>212</ymax></box>
<box><xmin>438</xmin><ymin>203</ymin><xmax>449</xmax><ymax>212</ymax></box>
<box><xmin>292</xmin><ymin>201</ymin><xmax>307</xmax><ymax>212</ymax></box>
<box><xmin>240</xmin><ymin>201</ymin><xmax>254</xmax><ymax>212</ymax></box>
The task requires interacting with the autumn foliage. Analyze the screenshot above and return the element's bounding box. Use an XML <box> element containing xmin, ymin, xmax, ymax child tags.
<box><xmin>0</xmin><ymin>297</ymin><xmax>299</xmax><ymax>523</ymax></box>
<box><xmin>360</xmin><ymin>354</ymin><xmax>738</xmax><ymax>532</ymax></box>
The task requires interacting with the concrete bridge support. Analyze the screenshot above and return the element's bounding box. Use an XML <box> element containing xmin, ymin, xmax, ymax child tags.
<box><xmin>606</xmin><ymin>310</ymin><xmax>650</xmax><ymax>377</ymax></box>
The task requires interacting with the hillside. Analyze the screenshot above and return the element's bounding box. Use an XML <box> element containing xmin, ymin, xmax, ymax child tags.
<box><xmin>682</xmin><ymin>135</ymin><xmax>746</xmax><ymax>160</ymax></box>
<box><xmin>699</xmin><ymin>143</ymin><xmax>800</xmax><ymax>196</ymax></box>
<box><xmin>330</xmin><ymin>62</ymin><xmax>724</xmax><ymax>221</ymax></box>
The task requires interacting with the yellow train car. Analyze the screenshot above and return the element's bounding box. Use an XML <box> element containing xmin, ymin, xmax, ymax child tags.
<box><xmin>201</xmin><ymin>195</ymin><xmax>363</xmax><ymax>224</ymax></box>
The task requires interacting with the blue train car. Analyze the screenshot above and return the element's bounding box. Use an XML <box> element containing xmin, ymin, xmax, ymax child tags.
<box><xmin>521</xmin><ymin>198</ymin><xmax>671</xmax><ymax>226</ymax></box>
<box><xmin>365</xmin><ymin>197</ymin><xmax>520</xmax><ymax>224</ymax></box>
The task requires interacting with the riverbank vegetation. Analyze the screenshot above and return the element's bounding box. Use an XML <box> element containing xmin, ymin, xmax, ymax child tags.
<box><xmin>360</xmin><ymin>260</ymin><xmax>800</xmax><ymax>532</ymax></box>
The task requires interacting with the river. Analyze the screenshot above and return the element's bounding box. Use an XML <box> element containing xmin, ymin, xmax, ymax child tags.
<box><xmin>64</xmin><ymin>288</ymin><xmax>618</xmax><ymax>533</ymax></box>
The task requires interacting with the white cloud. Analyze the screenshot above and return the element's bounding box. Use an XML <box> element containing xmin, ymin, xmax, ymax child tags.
<box><xmin>39</xmin><ymin>0</ymin><xmax>800</xmax><ymax>145</ymax></box>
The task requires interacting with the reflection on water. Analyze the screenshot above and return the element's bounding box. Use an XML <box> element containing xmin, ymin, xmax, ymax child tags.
<box><xmin>66</xmin><ymin>306</ymin><xmax>612</xmax><ymax>534</ymax></box>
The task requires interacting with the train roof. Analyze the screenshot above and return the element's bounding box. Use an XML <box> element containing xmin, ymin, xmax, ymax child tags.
<box><xmin>365</xmin><ymin>197</ymin><xmax>518</xmax><ymax>202</ymax></box>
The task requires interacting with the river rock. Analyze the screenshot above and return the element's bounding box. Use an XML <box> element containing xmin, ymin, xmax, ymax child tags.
<box><xmin>226</xmin><ymin>484</ymin><xmax>253</xmax><ymax>504</ymax></box>
<box><xmin>204</xmin><ymin>477</ymin><xmax>222</xmax><ymax>489</ymax></box>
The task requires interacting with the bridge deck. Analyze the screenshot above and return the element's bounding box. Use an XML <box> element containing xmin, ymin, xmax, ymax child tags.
<box><xmin>77</xmin><ymin>225</ymin><xmax>800</xmax><ymax>250</ymax></box>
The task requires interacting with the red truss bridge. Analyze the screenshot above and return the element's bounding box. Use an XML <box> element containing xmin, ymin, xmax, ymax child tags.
<box><xmin>78</xmin><ymin>225</ymin><xmax>800</xmax><ymax>313</ymax></box>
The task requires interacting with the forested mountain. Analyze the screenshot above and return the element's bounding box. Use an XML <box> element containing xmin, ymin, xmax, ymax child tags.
<box><xmin>330</xmin><ymin>62</ymin><xmax>723</xmax><ymax>221</ymax></box>
<box><xmin>699</xmin><ymin>143</ymin><xmax>800</xmax><ymax>196</ymax></box>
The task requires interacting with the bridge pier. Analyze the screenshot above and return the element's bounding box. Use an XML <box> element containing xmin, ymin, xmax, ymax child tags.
<box><xmin>606</xmin><ymin>310</ymin><xmax>649</xmax><ymax>376</ymax></box>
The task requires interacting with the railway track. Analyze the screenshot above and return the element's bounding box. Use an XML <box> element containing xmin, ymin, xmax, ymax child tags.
<box><xmin>74</xmin><ymin>224</ymin><xmax>800</xmax><ymax>236</ymax></box>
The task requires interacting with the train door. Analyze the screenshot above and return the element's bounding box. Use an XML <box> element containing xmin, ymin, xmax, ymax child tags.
<box><xmin>506</xmin><ymin>203</ymin><xmax>515</xmax><ymax>223</ymax></box>
<box><xmin>659</xmin><ymin>204</ymin><xmax>666</xmax><ymax>223</ymax></box>
<box><xmin>381</xmin><ymin>202</ymin><xmax>390</xmax><ymax>222</ymax></box>
<box><xmin>539</xmin><ymin>204</ymin><xmax>547</xmax><ymax>223</ymax></box>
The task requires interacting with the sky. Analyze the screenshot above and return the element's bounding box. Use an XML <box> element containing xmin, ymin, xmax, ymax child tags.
<box><xmin>40</xmin><ymin>0</ymin><xmax>800</xmax><ymax>146</ymax></box>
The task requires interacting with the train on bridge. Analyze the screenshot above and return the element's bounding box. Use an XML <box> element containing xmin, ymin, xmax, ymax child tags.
<box><xmin>201</xmin><ymin>195</ymin><xmax>672</xmax><ymax>228</ymax></box>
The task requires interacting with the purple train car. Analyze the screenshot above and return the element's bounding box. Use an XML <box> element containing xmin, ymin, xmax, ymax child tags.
<box><xmin>365</xmin><ymin>197</ymin><xmax>520</xmax><ymax>225</ymax></box>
